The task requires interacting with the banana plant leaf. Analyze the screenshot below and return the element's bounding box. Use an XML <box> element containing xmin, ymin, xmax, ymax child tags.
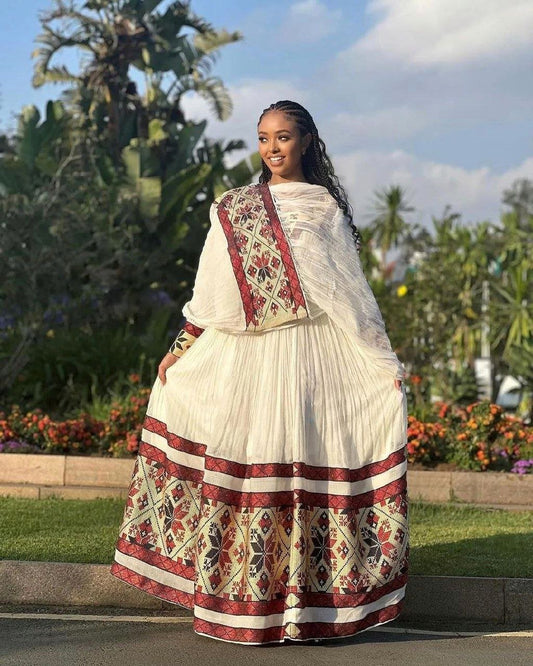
<box><xmin>160</xmin><ymin>162</ymin><xmax>211</xmax><ymax>229</ymax></box>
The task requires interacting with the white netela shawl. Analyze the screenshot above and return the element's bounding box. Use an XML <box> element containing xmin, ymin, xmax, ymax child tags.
<box><xmin>180</xmin><ymin>181</ymin><xmax>405</xmax><ymax>380</ymax></box>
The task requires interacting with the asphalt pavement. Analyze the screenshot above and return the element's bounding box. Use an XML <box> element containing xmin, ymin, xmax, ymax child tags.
<box><xmin>1</xmin><ymin>612</ymin><xmax>532</xmax><ymax>666</ymax></box>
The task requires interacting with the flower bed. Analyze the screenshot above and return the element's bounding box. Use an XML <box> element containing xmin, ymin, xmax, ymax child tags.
<box><xmin>1</xmin><ymin>393</ymin><xmax>532</xmax><ymax>473</ymax></box>
<box><xmin>407</xmin><ymin>401</ymin><xmax>533</xmax><ymax>474</ymax></box>
<box><xmin>0</xmin><ymin>387</ymin><xmax>149</xmax><ymax>458</ymax></box>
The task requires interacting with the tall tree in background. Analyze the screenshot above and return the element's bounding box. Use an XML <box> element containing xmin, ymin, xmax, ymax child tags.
<box><xmin>502</xmin><ymin>178</ymin><xmax>533</xmax><ymax>231</ymax></box>
<box><xmin>490</xmin><ymin>181</ymin><xmax>533</xmax><ymax>404</ymax></box>
<box><xmin>377</xmin><ymin>182</ymin><xmax>532</xmax><ymax>407</ymax></box>
<box><xmin>369</xmin><ymin>185</ymin><xmax>414</xmax><ymax>281</ymax></box>
<box><xmin>30</xmin><ymin>0</ymin><xmax>259</xmax><ymax>260</ymax></box>
<box><xmin>32</xmin><ymin>0</ymin><xmax>241</xmax><ymax>162</ymax></box>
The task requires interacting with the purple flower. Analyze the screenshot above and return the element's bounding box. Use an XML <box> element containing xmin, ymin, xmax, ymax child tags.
<box><xmin>510</xmin><ymin>459</ymin><xmax>533</xmax><ymax>475</ymax></box>
<box><xmin>0</xmin><ymin>440</ymin><xmax>40</xmax><ymax>454</ymax></box>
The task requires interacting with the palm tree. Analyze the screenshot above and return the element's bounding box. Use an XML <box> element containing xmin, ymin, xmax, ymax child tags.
<box><xmin>369</xmin><ymin>185</ymin><xmax>414</xmax><ymax>281</ymax></box>
<box><xmin>32</xmin><ymin>0</ymin><xmax>242</xmax><ymax>161</ymax></box>
<box><xmin>492</xmin><ymin>261</ymin><xmax>532</xmax><ymax>355</ymax></box>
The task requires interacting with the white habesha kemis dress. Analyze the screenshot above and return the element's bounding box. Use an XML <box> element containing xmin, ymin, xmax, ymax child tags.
<box><xmin>111</xmin><ymin>181</ymin><xmax>409</xmax><ymax>645</ymax></box>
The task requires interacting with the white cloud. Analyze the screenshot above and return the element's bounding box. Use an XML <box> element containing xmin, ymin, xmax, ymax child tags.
<box><xmin>317</xmin><ymin>0</ymin><xmax>533</xmax><ymax>155</ymax></box>
<box><xmin>279</xmin><ymin>0</ymin><xmax>342</xmax><ymax>43</ymax></box>
<box><xmin>334</xmin><ymin>150</ymin><xmax>533</xmax><ymax>228</ymax></box>
<box><xmin>357</xmin><ymin>0</ymin><xmax>533</xmax><ymax>67</ymax></box>
<box><xmin>323</xmin><ymin>107</ymin><xmax>430</xmax><ymax>149</ymax></box>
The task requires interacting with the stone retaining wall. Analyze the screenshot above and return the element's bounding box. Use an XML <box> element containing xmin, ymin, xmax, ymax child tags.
<box><xmin>0</xmin><ymin>454</ymin><xmax>532</xmax><ymax>507</ymax></box>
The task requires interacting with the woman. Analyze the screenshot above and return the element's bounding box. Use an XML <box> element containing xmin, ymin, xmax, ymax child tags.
<box><xmin>111</xmin><ymin>100</ymin><xmax>408</xmax><ymax>645</ymax></box>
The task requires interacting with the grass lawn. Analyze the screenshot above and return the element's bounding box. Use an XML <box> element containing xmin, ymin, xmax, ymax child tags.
<box><xmin>1</xmin><ymin>497</ymin><xmax>531</xmax><ymax>577</ymax></box>
<box><xmin>409</xmin><ymin>502</ymin><xmax>532</xmax><ymax>578</ymax></box>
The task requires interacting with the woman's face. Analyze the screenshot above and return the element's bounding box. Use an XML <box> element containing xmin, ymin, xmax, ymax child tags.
<box><xmin>257</xmin><ymin>110</ymin><xmax>311</xmax><ymax>184</ymax></box>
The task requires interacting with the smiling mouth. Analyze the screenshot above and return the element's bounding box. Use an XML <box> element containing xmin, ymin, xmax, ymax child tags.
<box><xmin>269</xmin><ymin>156</ymin><xmax>284</xmax><ymax>165</ymax></box>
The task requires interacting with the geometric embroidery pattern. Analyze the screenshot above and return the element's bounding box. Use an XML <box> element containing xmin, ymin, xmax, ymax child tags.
<box><xmin>169</xmin><ymin>322</ymin><xmax>205</xmax><ymax>358</ymax></box>
<box><xmin>216</xmin><ymin>183</ymin><xmax>309</xmax><ymax>330</ymax></box>
<box><xmin>111</xmin><ymin>417</ymin><xmax>409</xmax><ymax>644</ymax></box>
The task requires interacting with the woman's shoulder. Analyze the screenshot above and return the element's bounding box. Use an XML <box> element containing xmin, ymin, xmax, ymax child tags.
<box><xmin>213</xmin><ymin>183</ymin><xmax>261</xmax><ymax>207</ymax></box>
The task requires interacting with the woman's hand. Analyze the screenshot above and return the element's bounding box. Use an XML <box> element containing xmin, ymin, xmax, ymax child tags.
<box><xmin>158</xmin><ymin>352</ymin><xmax>178</xmax><ymax>385</ymax></box>
<box><xmin>394</xmin><ymin>379</ymin><xmax>403</xmax><ymax>391</ymax></box>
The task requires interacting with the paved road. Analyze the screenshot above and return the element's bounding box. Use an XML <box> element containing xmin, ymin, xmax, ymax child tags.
<box><xmin>0</xmin><ymin>614</ymin><xmax>532</xmax><ymax>666</ymax></box>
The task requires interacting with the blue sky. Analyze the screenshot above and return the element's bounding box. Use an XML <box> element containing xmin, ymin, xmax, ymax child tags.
<box><xmin>1</xmin><ymin>0</ymin><xmax>532</xmax><ymax>227</ymax></box>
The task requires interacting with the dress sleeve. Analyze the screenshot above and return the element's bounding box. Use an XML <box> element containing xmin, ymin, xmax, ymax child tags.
<box><xmin>168</xmin><ymin>200</ymin><xmax>246</xmax><ymax>357</ymax></box>
<box><xmin>179</xmin><ymin>201</ymin><xmax>245</xmax><ymax>332</ymax></box>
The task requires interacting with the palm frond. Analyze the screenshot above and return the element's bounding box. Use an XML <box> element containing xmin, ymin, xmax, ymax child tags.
<box><xmin>32</xmin><ymin>23</ymin><xmax>96</xmax><ymax>87</ymax></box>
<box><xmin>33</xmin><ymin>65</ymin><xmax>79</xmax><ymax>87</ymax></box>
<box><xmin>169</xmin><ymin>1</ymin><xmax>216</xmax><ymax>35</ymax></box>
<box><xmin>193</xmin><ymin>77</ymin><xmax>233</xmax><ymax>121</ymax></box>
<box><xmin>193</xmin><ymin>29</ymin><xmax>242</xmax><ymax>56</ymax></box>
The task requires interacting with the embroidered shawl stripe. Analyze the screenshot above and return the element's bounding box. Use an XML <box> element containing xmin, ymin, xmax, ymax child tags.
<box><xmin>216</xmin><ymin>184</ymin><xmax>309</xmax><ymax>330</ymax></box>
<box><xmin>215</xmin><ymin>202</ymin><xmax>255</xmax><ymax>327</ymax></box>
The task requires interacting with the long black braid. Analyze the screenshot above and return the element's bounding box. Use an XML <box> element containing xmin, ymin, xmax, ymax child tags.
<box><xmin>257</xmin><ymin>100</ymin><xmax>361</xmax><ymax>251</ymax></box>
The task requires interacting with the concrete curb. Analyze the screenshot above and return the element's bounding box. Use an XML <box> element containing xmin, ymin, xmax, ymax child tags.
<box><xmin>1</xmin><ymin>561</ymin><xmax>532</xmax><ymax>626</ymax></box>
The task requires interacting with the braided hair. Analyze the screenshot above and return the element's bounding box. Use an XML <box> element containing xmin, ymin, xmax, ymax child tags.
<box><xmin>257</xmin><ymin>100</ymin><xmax>361</xmax><ymax>251</ymax></box>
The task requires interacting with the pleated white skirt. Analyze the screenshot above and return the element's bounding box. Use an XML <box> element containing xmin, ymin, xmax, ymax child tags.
<box><xmin>149</xmin><ymin>311</ymin><xmax>406</xmax><ymax>469</ymax></box>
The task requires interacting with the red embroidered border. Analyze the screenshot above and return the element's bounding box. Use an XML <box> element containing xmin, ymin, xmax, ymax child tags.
<box><xmin>259</xmin><ymin>183</ymin><xmax>307</xmax><ymax>313</ymax></box>
<box><xmin>138</xmin><ymin>440</ymin><xmax>204</xmax><ymax>484</ymax></box>
<box><xmin>116</xmin><ymin>538</ymin><xmax>196</xmax><ymax>580</ymax></box>
<box><xmin>111</xmin><ymin>560</ymin><xmax>404</xmax><ymax>643</ymax></box>
<box><xmin>143</xmin><ymin>415</ymin><xmax>405</xmax><ymax>483</ymax></box>
<box><xmin>199</xmin><ymin>476</ymin><xmax>407</xmax><ymax>510</ymax></box>
<box><xmin>143</xmin><ymin>416</ymin><xmax>206</xmax><ymax>457</ymax></box>
<box><xmin>205</xmin><ymin>449</ymin><xmax>405</xmax><ymax>482</ymax></box>
<box><xmin>192</xmin><ymin>600</ymin><xmax>403</xmax><ymax>644</ymax></box>
<box><xmin>138</xmin><ymin>434</ymin><xmax>406</xmax><ymax>509</ymax></box>
<box><xmin>216</xmin><ymin>193</ymin><xmax>256</xmax><ymax>327</ymax></box>
<box><xmin>183</xmin><ymin>321</ymin><xmax>205</xmax><ymax>338</ymax></box>
<box><xmin>110</xmin><ymin>562</ymin><xmax>193</xmax><ymax>609</ymax></box>
<box><xmin>192</xmin><ymin>579</ymin><xmax>405</xmax><ymax>619</ymax></box>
